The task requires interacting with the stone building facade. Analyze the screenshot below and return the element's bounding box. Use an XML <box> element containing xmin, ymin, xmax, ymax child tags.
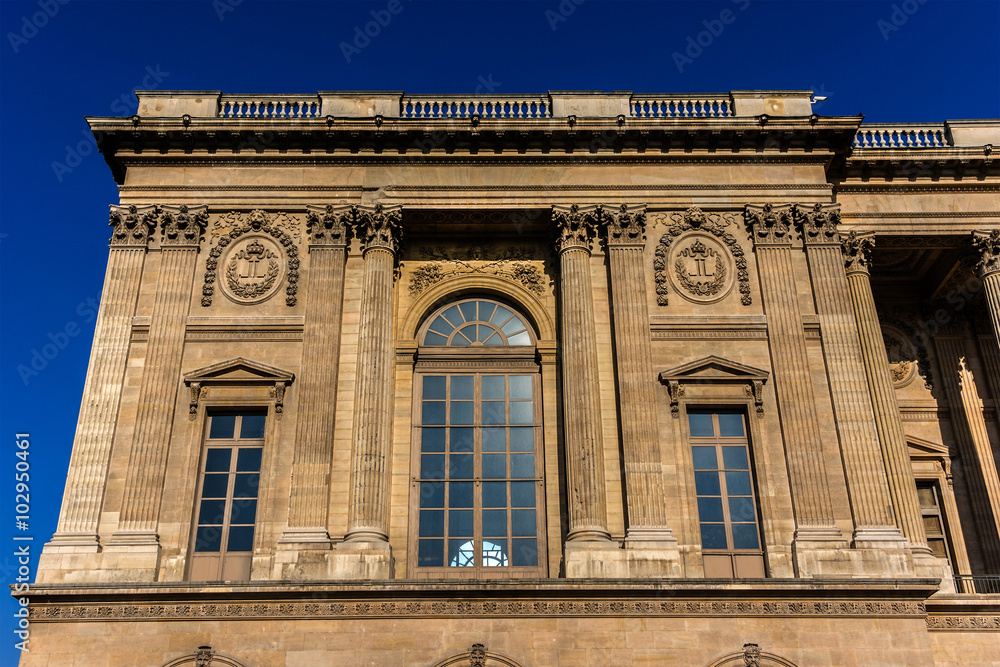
<box><xmin>25</xmin><ymin>90</ymin><xmax>1000</xmax><ymax>666</ymax></box>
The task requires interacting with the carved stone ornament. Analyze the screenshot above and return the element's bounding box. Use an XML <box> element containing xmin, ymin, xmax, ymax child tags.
<box><xmin>659</xmin><ymin>356</ymin><xmax>769</xmax><ymax>420</ymax></box>
<box><xmin>195</xmin><ymin>646</ymin><xmax>214</xmax><ymax>667</ymax></box>
<box><xmin>109</xmin><ymin>204</ymin><xmax>158</xmax><ymax>246</ymax></box>
<box><xmin>653</xmin><ymin>207</ymin><xmax>750</xmax><ymax>306</ymax></box>
<box><xmin>744</xmin><ymin>380</ymin><xmax>765</xmax><ymax>419</ymax></box>
<box><xmin>667</xmin><ymin>380</ymin><xmax>685</xmax><ymax>419</ymax></box>
<box><xmin>160</xmin><ymin>204</ymin><xmax>209</xmax><ymax>246</ymax></box>
<box><xmin>552</xmin><ymin>204</ymin><xmax>599</xmax><ymax>253</ymax></box>
<box><xmin>882</xmin><ymin>326</ymin><xmax>918</xmax><ymax>388</ymax></box>
<box><xmin>744</xmin><ymin>203</ymin><xmax>794</xmax><ymax>245</ymax></box>
<box><xmin>305</xmin><ymin>203</ymin><xmax>351</xmax><ymax>246</ymax></box>
<box><xmin>877</xmin><ymin>307</ymin><xmax>933</xmax><ymax>389</ymax></box>
<box><xmin>796</xmin><ymin>203</ymin><xmax>842</xmax><ymax>244</ymax></box>
<box><xmin>841</xmin><ymin>230</ymin><xmax>875</xmax><ymax>275</ymax></box>
<box><xmin>743</xmin><ymin>643</ymin><xmax>761</xmax><ymax>667</ymax></box>
<box><xmin>469</xmin><ymin>643</ymin><xmax>487</xmax><ymax>667</ymax></box>
<box><xmin>355</xmin><ymin>203</ymin><xmax>403</xmax><ymax>254</ymax></box>
<box><xmin>603</xmin><ymin>203</ymin><xmax>647</xmax><ymax>245</ymax></box>
<box><xmin>408</xmin><ymin>245</ymin><xmax>545</xmax><ymax>296</ymax></box>
<box><xmin>972</xmin><ymin>229</ymin><xmax>1000</xmax><ymax>278</ymax></box>
<box><xmin>202</xmin><ymin>210</ymin><xmax>300</xmax><ymax>306</ymax></box>
<box><xmin>183</xmin><ymin>357</ymin><xmax>294</xmax><ymax>421</ymax></box>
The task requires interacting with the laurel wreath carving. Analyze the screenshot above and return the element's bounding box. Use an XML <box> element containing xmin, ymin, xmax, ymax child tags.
<box><xmin>226</xmin><ymin>250</ymin><xmax>280</xmax><ymax>299</ymax></box>
<box><xmin>674</xmin><ymin>253</ymin><xmax>727</xmax><ymax>297</ymax></box>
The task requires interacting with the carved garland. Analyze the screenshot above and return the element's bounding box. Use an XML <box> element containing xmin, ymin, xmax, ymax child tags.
<box><xmin>202</xmin><ymin>210</ymin><xmax>300</xmax><ymax>307</ymax></box>
<box><xmin>408</xmin><ymin>246</ymin><xmax>546</xmax><ymax>296</ymax></box>
<box><xmin>653</xmin><ymin>207</ymin><xmax>750</xmax><ymax>306</ymax></box>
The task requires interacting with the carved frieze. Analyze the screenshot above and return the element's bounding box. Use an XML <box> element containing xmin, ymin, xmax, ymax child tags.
<box><xmin>653</xmin><ymin>207</ymin><xmax>749</xmax><ymax>306</ymax></box>
<box><xmin>109</xmin><ymin>204</ymin><xmax>158</xmax><ymax>247</ymax></box>
<box><xmin>796</xmin><ymin>203</ymin><xmax>842</xmax><ymax>244</ymax></box>
<box><xmin>744</xmin><ymin>203</ymin><xmax>794</xmax><ymax>245</ymax></box>
<box><xmin>305</xmin><ymin>204</ymin><xmax>352</xmax><ymax>246</ymax></box>
<box><xmin>603</xmin><ymin>203</ymin><xmax>646</xmax><ymax>245</ymax></box>
<box><xmin>841</xmin><ymin>230</ymin><xmax>875</xmax><ymax>275</ymax></box>
<box><xmin>552</xmin><ymin>204</ymin><xmax>598</xmax><ymax>253</ymax></box>
<box><xmin>160</xmin><ymin>205</ymin><xmax>208</xmax><ymax>246</ymax></box>
<box><xmin>408</xmin><ymin>245</ymin><xmax>545</xmax><ymax>296</ymax></box>
<box><xmin>355</xmin><ymin>203</ymin><xmax>403</xmax><ymax>254</ymax></box>
<box><xmin>972</xmin><ymin>229</ymin><xmax>1000</xmax><ymax>278</ymax></box>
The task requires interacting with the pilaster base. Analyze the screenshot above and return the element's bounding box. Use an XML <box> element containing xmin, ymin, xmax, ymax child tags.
<box><xmin>852</xmin><ymin>526</ymin><xmax>909</xmax><ymax>550</ymax></box>
<box><xmin>564</xmin><ymin>538</ymin><xmax>683</xmax><ymax>578</ymax></box>
<box><xmin>328</xmin><ymin>539</ymin><xmax>393</xmax><ymax>580</ymax></box>
<box><xmin>793</xmin><ymin>527</ymin><xmax>917</xmax><ymax>578</ymax></box>
<box><xmin>37</xmin><ymin>535</ymin><xmax>103</xmax><ymax>584</ymax></box>
<box><xmin>94</xmin><ymin>540</ymin><xmax>161</xmax><ymax>582</ymax></box>
<box><xmin>278</xmin><ymin>528</ymin><xmax>334</xmax><ymax>549</ymax></box>
<box><xmin>913</xmin><ymin>549</ymin><xmax>955</xmax><ymax>594</ymax></box>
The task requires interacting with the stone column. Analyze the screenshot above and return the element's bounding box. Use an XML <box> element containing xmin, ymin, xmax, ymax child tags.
<box><xmin>973</xmin><ymin>230</ymin><xmax>1000</xmax><ymax>364</ymax></box>
<box><xmin>601</xmin><ymin>205</ymin><xmax>675</xmax><ymax>544</ymax></box>
<box><xmin>44</xmin><ymin>206</ymin><xmax>157</xmax><ymax>554</ymax></box>
<box><xmin>280</xmin><ymin>205</ymin><xmax>352</xmax><ymax>548</ymax></box>
<box><xmin>553</xmin><ymin>204</ymin><xmax>611</xmax><ymax>544</ymax></box>
<box><xmin>744</xmin><ymin>204</ymin><xmax>844</xmax><ymax>553</ymax></box>
<box><xmin>110</xmin><ymin>206</ymin><xmax>207</xmax><ymax>554</ymax></box>
<box><xmin>841</xmin><ymin>232</ymin><xmax>928</xmax><ymax>553</ymax></box>
<box><xmin>798</xmin><ymin>206</ymin><xmax>907</xmax><ymax>550</ymax></box>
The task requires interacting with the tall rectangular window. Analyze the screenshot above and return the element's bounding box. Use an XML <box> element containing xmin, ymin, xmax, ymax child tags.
<box><xmin>689</xmin><ymin>411</ymin><xmax>766</xmax><ymax>578</ymax></box>
<box><xmin>917</xmin><ymin>481</ymin><xmax>955</xmax><ymax>571</ymax></box>
<box><xmin>188</xmin><ymin>411</ymin><xmax>265</xmax><ymax>581</ymax></box>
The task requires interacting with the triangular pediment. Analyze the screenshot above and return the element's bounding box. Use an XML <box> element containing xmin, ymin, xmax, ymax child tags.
<box><xmin>659</xmin><ymin>355</ymin><xmax>769</xmax><ymax>384</ymax></box>
<box><xmin>906</xmin><ymin>435</ymin><xmax>951</xmax><ymax>458</ymax></box>
<box><xmin>183</xmin><ymin>357</ymin><xmax>294</xmax><ymax>385</ymax></box>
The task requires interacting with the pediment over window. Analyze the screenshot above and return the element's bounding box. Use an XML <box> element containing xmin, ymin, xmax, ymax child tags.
<box><xmin>906</xmin><ymin>435</ymin><xmax>951</xmax><ymax>458</ymax></box>
<box><xmin>182</xmin><ymin>357</ymin><xmax>294</xmax><ymax>419</ymax></box>
<box><xmin>659</xmin><ymin>356</ymin><xmax>769</xmax><ymax>419</ymax></box>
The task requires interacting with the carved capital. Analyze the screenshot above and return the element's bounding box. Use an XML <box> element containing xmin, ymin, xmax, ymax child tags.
<box><xmin>109</xmin><ymin>204</ymin><xmax>158</xmax><ymax>247</ymax></box>
<box><xmin>842</xmin><ymin>230</ymin><xmax>875</xmax><ymax>275</ymax></box>
<box><xmin>744</xmin><ymin>203</ymin><xmax>794</xmax><ymax>245</ymax></box>
<box><xmin>602</xmin><ymin>203</ymin><xmax>646</xmax><ymax>245</ymax></box>
<box><xmin>355</xmin><ymin>203</ymin><xmax>403</xmax><ymax>255</ymax></box>
<box><xmin>160</xmin><ymin>204</ymin><xmax>208</xmax><ymax>246</ymax></box>
<box><xmin>972</xmin><ymin>229</ymin><xmax>1000</xmax><ymax>278</ymax></box>
<box><xmin>795</xmin><ymin>203</ymin><xmax>842</xmax><ymax>244</ymax></box>
<box><xmin>553</xmin><ymin>204</ymin><xmax>599</xmax><ymax>253</ymax></box>
<box><xmin>306</xmin><ymin>204</ymin><xmax>352</xmax><ymax>247</ymax></box>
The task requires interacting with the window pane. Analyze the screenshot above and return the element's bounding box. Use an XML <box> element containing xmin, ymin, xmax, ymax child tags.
<box><xmin>419</xmin><ymin>482</ymin><xmax>444</xmax><ymax>508</ymax></box>
<box><xmin>230</xmin><ymin>498</ymin><xmax>257</xmax><ymax>525</ymax></box>
<box><xmin>725</xmin><ymin>471</ymin><xmax>752</xmax><ymax>496</ymax></box>
<box><xmin>450</xmin><ymin>427</ymin><xmax>474</xmax><ymax>452</ymax></box>
<box><xmin>424</xmin><ymin>331</ymin><xmax>448</xmax><ymax>346</ymax></box>
<box><xmin>722</xmin><ymin>446</ymin><xmax>749</xmax><ymax>470</ymax></box>
<box><xmin>928</xmin><ymin>538</ymin><xmax>947</xmax><ymax>558</ymax></box>
<box><xmin>731</xmin><ymin>523</ymin><xmax>760</xmax><ymax>550</ymax></box>
<box><xmin>422</xmin><ymin>428</ymin><xmax>445</xmax><ymax>452</ymax></box>
<box><xmin>692</xmin><ymin>446</ymin><xmax>717</xmax><ymax>470</ymax></box>
<box><xmin>718</xmin><ymin>413</ymin><xmax>744</xmax><ymax>437</ymax></box>
<box><xmin>227</xmin><ymin>526</ymin><xmax>255</xmax><ymax>552</ymax></box>
<box><xmin>483</xmin><ymin>332</ymin><xmax>503</xmax><ymax>346</ymax></box>
<box><xmin>240</xmin><ymin>415</ymin><xmax>266</xmax><ymax>439</ymax></box>
<box><xmin>482</xmin><ymin>401</ymin><xmax>506</xmax><ymax>425</ymax></box>
<box><xmin>512</xmin><ymin>538</ymin><xmax>538</xmax><ymax>567</ymax></box>
<box><xmin>236</xmin><ymin>448</ymin><xmax>262</xmax><ymax>472</ymax></box>
<box><xmin>916</xmin><ymin>486</ymin><xmax>936</xmax><ymax>507</ymax></box>
<box><xmin>233</xmin><ymin>473</ymin><xmax>259</xmax><ymax>498</ymax></box>
<box><xmin>923</xmin><ymin>516</ymin><xmax>943</xmax><ymax>535</ymax></box>
<box><xmin>205</xmin><ymin>449</ymin><xmax>231</xmax><ymax>472</ymax></box>
<box><xmin>198</xmin><ymin>499</ymin><xmax>226</xmax><ymax>525</ymax></box>
<box><xmin>449</xmin><ymin>510</ymin><xmax>474</xmax><ymax>537</ymax></box>
<box><xmin>479</xmin><ymin>302</ymin><xmax>497</xmax><ymax>322</ymax></box>
<box><xmin>688</xmin><ymin>413</ymin><xmax>714</xmax><ymax>437</ymax></box>
<box><xmin>449</xmin><ymin>539</ymin><xmax>475</xmax><ymax>567</ymax></box>
<box><xmin>482</xmin><ymin>376</ymin><xmax>505</xmax><ymax>399</ymax></box>
<box><xmin>697</xmin><ymin>497</ymin><xmax>724</xmax><ymax>522</ymax></box>
<box><xmin>195</xmin><ymin>526</ymin><xmax>222</xmax><ymax>552</ymax></box>
<box><xmin>422</xmin><ymin>401</ymin><xmax>446</xmax><ymax>425</ymax></box>
<box><xmin>451</xmin><ymin>376</ymin><xmax>473</xmax><ymax>399</ymax></box>
<box><xmin>482</xmin><ymin>454</ymin><xmax>506</xmax><ymax>479</ymax></box>
<box><xmin>442</xmin><ymin>305</ymin><xmax>464</xmax><ymax>327</ymax></box>
<box><xmin>501</xmin><ymin>316</ymin><xmax>526</xmax><ymax>335</ymax></box>
<box><xmin>483</xmin><ymin>510</ymin><xmax>507</xmax><ymax>537</ymax></box>
<box><xmin>511</xmin><ymin>454</ymin><xmax>535</xmax><ymax>479</ymax></box>
<box><xmin>419</xmin><ymin>510</ymin><xmax>444</xmax><ymax>537</ymax></box>
<box><xmin>423</xmin><ymin>376</ymin><xmax>446</xmax><ymax>399</ymax></box>
<box><xmin>700</xmin><ymin>523</ymin><xmax>728</xmax><ymax>550</ymax></box>
<box><xmin>694</xmin><ymin>471</ymin><xmax>721</xmax><ymax>496</ymax></box>
<box><xmin>482</xmin><ymin>540</ymin><xmax>508</xmax><ymax>567</ymax></box>
<box><xmin>429</xmin><ymin>316</ymin><xmax>454</xmax><ymax>336</ymax></box>
<box><xmin>209</xmin><ymin>415</ymin><xmax>236</xmax><ymax>439</ymax></box>
<box><xmin>421</xmin><ymin>454</ymin><xmax>445</xmax><ymax>479</ymax></box>
<box><xmin>490</xmin><ymin>306</ymin><xmax>513</xmax><ymax>326</ymax></box>
<box><xmin>418</xmin><ymin>539</ymin><xmax>444</xmax><ymax>566</ymax></box>
<box><xmin>729</xmin><ymin>497</ymin><xmax>756</xmax><ymax>523</ymax></box>
<box><xmin>451</xmin><ymin>331</ymin><xmax>473</xmax><ymax>346</ymax></box>
<box><xmin>507</xmin><ymin>332</ymin><xmax>531</xmax><ymax>346</ymax></box>
<box><xmin>201</xmin><ymin>474</ymin><xmax>229</xmax><ymax>498</ymax></box>
<box><xmin>511</xmin><ymin>482</ymin><xmax>535</xmax><ymax>508</ymax></box>
<box><xmin>451</xmin><ymin>401</ymin><xmax>474</xmax><ymax>425</ymax></box>
<box><xmin>449</xmin><ymin>482</ymin><xmax>474</xmax><ymax>508</ymax></box>
<box><xmin>459</xmin><ymin>301</ymin><xmax>477</xmax><ymax>323</ymax></box>
<box><xmin>450</xmin><ymin>453</ymin><xmax>474</xmax><ymax>479</ymax></box>
<box><xmin>482</xmin><ymin>428</ymin><xmax>506</xmax><ymax>452</ymax></box>
<box><xmin>509</xmin><ymin>376</ymin><xmax>532</xmax><ymax>399</ymax></box>
<box><xmin>512</xmin><ymin>509</ymin><xmax>536</xmax><ymax>537</ymax></box>
<box><xmin>510</xmin><ymin>427</ymin><xmax>533</xmax><ymax>452</ymax></box>
<box><xmin>510</xmin><ymin>402</ymin><xmax>533</xmax><ymax>425</ymax></box>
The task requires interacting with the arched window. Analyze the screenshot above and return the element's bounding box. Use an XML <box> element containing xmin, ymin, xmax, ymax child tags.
<box><xmin>410</xmin><ymin>297</ymin><xmax>545</xmax><ymax>578</ymax></box>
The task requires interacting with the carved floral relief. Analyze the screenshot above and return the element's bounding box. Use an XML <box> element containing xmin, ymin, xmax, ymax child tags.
<box><xmin>408</xmin><ymin>245</ymin><xmax>545</xmax><ymax>296</ymax></box>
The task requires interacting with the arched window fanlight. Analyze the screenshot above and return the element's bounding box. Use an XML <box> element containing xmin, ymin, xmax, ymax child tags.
<box><xmin>422</xmin><ymin>299</ymin><xmax>532</xmax><ymax>347</ymax></box>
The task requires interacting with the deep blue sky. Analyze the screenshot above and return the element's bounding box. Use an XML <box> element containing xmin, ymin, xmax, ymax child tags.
<box><xmin>0</xmin><ymin>0</ymin><xmax>998</xmax><ymax>661</ymax></box>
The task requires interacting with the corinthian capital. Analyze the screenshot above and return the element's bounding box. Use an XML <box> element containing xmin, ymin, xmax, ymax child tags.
<box><xmin>795</xmin><ymin>203</ymin><xmax>842</xmax><ymax>244</ymax></box>
<box><xmin>355</xmin><ymin>203</ymin><xmax>403</xmax><ymax>254</ymax></box>
<box><xmin>972</xmin><ymin>229</ymin><xmax>1000</xmax><ymax>278</ymax></box>
<box><xmin>306</xmin><ymin>204</ymin><xmax>352</xmax><ymax>246</ymax></box>
<box><xmin>602</xmin><ymin>204</ymin><xmax>647</xmax><ymax>246</ymax></box>
<box><xmin>160</xmin><ymin>205</ymin><xmax>208</xmax><ymax>246</ymax></box>
<box><xmin>109</xmin><ymin>204</ymin><xmax>158</xmax><ymax>247</ymax></box>
<box><xmin>744</xmin><ymin>203</ymin><xmax>794</xmax><ymax>245</ymax></box>
<box><xmin>841</xmin><ymin>230</ymin><xmax>875</xmax><ymax>275</ymax></box>
<box><xmin>553</xmin><ymin>204</ymin><xmax>599</xmax><ymax>253</ymax></box>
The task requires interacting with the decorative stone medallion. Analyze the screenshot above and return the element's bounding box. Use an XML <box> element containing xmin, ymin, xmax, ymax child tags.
<box><xmin>666</xmin><ymin>232</ymin><xmax>734</xmax><ymax>303</ymax></box>
<box><xmin>220</xmin><ymin>235</ymin><xmax>285</xmax><ymax>304</ymax></box>
<box><xmin>882</xmin><ymin>326</ymin><xmax>918</xmax><ymax>388</ymax></box>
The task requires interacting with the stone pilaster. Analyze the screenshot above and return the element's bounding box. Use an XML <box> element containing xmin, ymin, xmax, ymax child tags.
<box><xmin>332</xmin><ymin>204</ymin><xmax>401</xmax><ymax>579</ymax></box>
<box><xmin>745</xmin><ymin>204</ymin><xmax>845</xmax><ymax>567</ymax></box>
<box><xmin>43</xmin><ymin>206</ymin><xmax>157</xmax><ymax>559</ymax></box>
<box><xmin>107</xmin><ymin>206</ymin><xmax>206</xmax><ymax>575</ymax></box>
<box><xmin>798</xmin><ymin>206</ymin><xmax>908</xmax><ymax>555</ymax></box>
<box><xmin>280</xmin><ymin>205</ymin><xmax>352</xmax><ymax>550</ymax></box>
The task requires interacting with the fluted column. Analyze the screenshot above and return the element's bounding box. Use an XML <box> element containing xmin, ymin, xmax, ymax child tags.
<box><xmin>112</xmin><ymin>205</ymin><xmax>207</xmax><ymax>543</ymax></box>
<box><xmin>281</xmin><ymin>205</ymin><xmax>352</xmax><ymax>546</ymax></box>
<box><xmin>841</xmin><ymin>231</ymin><xmax>928</xmax><ymax>551</ymax></box>
<box><xmin>554</xmin><ymin>205</ymin><xmax>611</xmax><ymax>542</ymax></box>
<box><xmin>973</xmin><ymin>230</ymin><xmax>1000</xmax><ymax>364</ymax></box>
<box><xmin>47</xmin><ymin>206</ymin><xmax>158</xmax><ymax>548</ymax></box>
<box><xmin>744</xmin><ymin>204</ymin><xmax>842</xmax><ymax>543</ymax></box>
<box><xmin>344</xmin><ymin>204</ymin><xmax>402</xmax><ymax>543</ymax></box>
<box><xmin>601</xmin><ymin>205</ymin><xmax>673</xmax><ymax>541</ymax></box>
<box><xmin>799</xmin><ymin>206</ymin><xmax>905</xmax><ymax>547</ymax></box>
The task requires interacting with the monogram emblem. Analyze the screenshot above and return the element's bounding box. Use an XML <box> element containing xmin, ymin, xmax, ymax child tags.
<box><xmin>221</xmin><ymin>236</ymin><xmax>283</xmax><ymax>304</ymax></box>
<box><xmin>667</xmin><ymin>233</ymin><xmax>733</xmax><ymax>303</ymax></box>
